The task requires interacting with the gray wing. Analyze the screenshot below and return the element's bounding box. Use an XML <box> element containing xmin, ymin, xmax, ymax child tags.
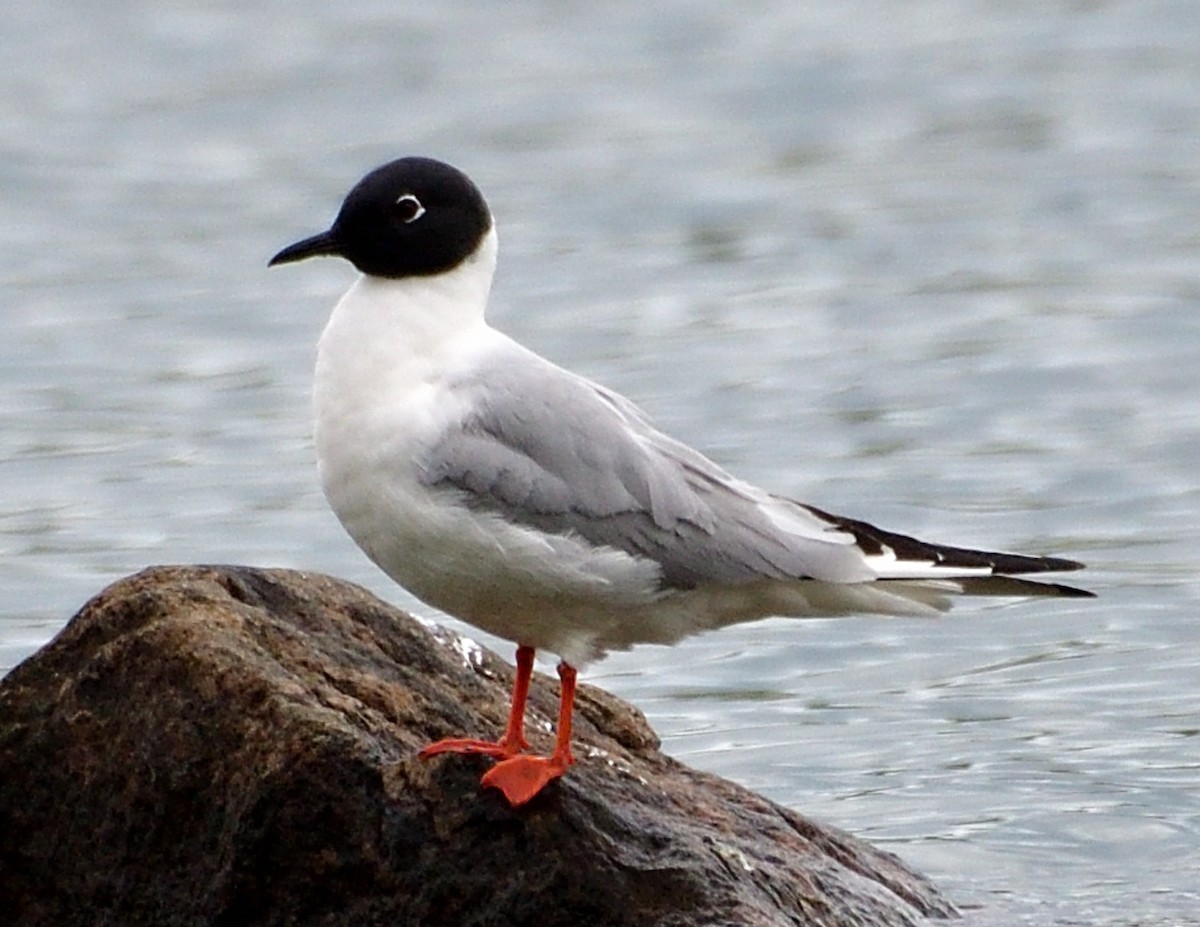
<box><xmin>418</xmin><ymin>347</ymin><xmax>871</xmax><ymax>590</ymax></box>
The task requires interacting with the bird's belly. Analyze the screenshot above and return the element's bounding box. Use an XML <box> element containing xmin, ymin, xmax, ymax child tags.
<box><xmin>316</xmin><ymin>420</ymin><xmax>665</xmax><ymax>663</ymax></box>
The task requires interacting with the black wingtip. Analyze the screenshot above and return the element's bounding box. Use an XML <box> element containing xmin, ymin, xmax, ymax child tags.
<box><xmin>954</xmin><ymin>575</ymin><xmax>1096</xmax><ymax>599</ymax></box>
<box><xmin>802</xmin><ymin>503</ymin><xmax>1091</xmax><ymax>578</ymax></box>
<box><xmin>1048</xmin><ymin>582</ymin><xmax>1096</xmax><ymax>598</ymax></box>
<box><xmin>1031</xmin><ymin>556</ymin><xmax>1088</xmax><ymax>574</ymax></box>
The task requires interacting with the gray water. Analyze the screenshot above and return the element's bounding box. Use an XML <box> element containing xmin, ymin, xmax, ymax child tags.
<box><xmin>3</xmin><ymin>2</ymin><xmax>1198</xmax><ymax>923</ymax></box>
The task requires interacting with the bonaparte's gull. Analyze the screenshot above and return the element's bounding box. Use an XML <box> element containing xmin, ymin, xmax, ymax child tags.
<box><xmin>270</xmin><ymin>157</ymin><xmax>1091</xmax><ymax>806</ymax></box>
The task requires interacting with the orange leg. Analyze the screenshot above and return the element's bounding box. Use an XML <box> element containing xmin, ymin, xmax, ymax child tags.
<box><xmin>480</xmin><ymin>660</ymin><xmax>576</xmax><ymax>807</ymax></box>
<box><xmin>419</xmin><ymin>644</ymin><xmax>534</xmax><ymax>760</ymax></box>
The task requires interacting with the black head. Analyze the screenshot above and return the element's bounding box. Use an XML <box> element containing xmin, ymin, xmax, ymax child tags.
<box><xmin>269</xmin><ymin>157</ymin><xmax>492</xmax><ymax>278</ymax></box>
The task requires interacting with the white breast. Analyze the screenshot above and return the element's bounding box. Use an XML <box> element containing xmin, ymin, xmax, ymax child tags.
<box><xmin>312</xmin><ymin>237</ymin><xmax>663</xmax><ymax>664</ymax></box>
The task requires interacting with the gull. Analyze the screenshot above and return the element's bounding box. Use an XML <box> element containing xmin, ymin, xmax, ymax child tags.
<box><xmin>270</xmin><ymin>156</ymin><xmax>1091</xmax><ymax>807</ymax></box>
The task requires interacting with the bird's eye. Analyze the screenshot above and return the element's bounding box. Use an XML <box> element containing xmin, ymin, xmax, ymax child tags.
<box><xmin>392</xmin><ymin>193</ymin><xmax>426</xmax><ymax>224</ymax></box>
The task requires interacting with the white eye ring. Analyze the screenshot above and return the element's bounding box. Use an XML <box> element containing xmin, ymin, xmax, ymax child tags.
<box><xmin>395</xmin><ymin>193</ymin><xmax>426</xmax><ymax>223</ymax></box>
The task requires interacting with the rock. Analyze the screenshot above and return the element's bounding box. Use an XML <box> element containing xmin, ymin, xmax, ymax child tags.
<box><xmin>0</xmin><ymin>565</ymin><xmax>957</xmax><ymax>927</ymax></box>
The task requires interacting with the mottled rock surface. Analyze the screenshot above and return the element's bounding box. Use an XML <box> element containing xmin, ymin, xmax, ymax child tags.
<box><xmin>0</xmin><ymin>565</ymin><xmax>957</xmax><ymax>926</ymax></box>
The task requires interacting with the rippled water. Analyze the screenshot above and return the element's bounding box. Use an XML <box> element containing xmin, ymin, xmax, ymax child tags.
<box><xmin>3</xmin><ymin>2</ymin><xmax>1199</xmax><ymax>923</ymax></box>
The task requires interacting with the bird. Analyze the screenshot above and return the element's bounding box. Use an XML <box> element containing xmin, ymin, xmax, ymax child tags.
<box><xmin>269</xmin><ymin>156</ymin><xmax>1092</xmax><ymax>808</ymax></box>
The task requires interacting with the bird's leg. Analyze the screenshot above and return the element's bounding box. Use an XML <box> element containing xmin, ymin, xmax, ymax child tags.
<box><xmin>480</xmin><ymin>660</ymin><xmax>577</xmax><ymax>807</ymax></box>
<box><xmin>419</xmin><ymin>644</ymin><xmax>534</xmax><ymax>759</ymax></box>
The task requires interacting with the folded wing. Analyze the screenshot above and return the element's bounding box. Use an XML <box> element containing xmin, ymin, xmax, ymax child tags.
<box><xmin>419</xmin><ymin>343</ymin><xmax>1091</xmax><ymax>599</ymax></box>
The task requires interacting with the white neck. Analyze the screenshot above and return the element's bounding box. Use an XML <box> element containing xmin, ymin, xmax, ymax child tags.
<box><xmin>313</xmin><ymin>225</ymin><xmax>501</xmax><ymax>449</ymax></box>
<box><xmin>336</xmin><ymin>224</ymin><xmax>497</xmax><ymax>344</ymax></box>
